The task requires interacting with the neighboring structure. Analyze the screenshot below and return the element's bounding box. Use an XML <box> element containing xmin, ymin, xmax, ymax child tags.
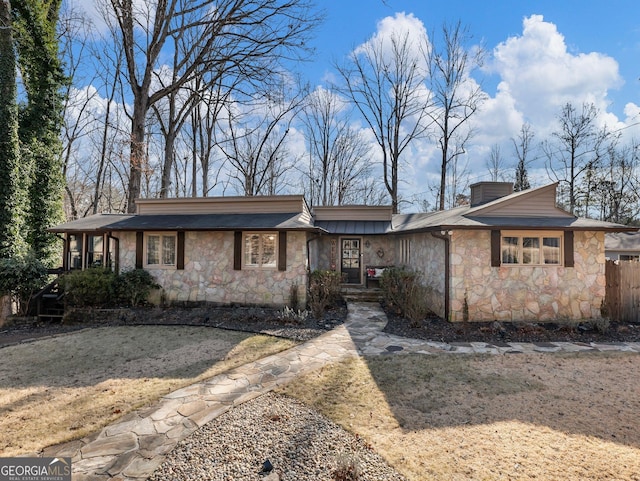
<box><xmin>605</xmin><ymin>232</ymin><xmax>640</xmax><ymax>261</ymax></box>
<box><xmin>50</xmin><ymin>182</ymin><xmax>636</xmax><ymax>322</ymax></box>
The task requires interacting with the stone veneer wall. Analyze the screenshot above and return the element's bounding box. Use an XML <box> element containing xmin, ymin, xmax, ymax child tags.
<box><xmin>404</xmin><ymin>233</ymin><xmax>446</xmax><ymax>318</ymax></box>
<box><xmin>450</xmin><ymin>230</ymin><xmax>606</xmax><ymax>322</ymax></box>
<box><xmin>117</xmin><ymin>231</ymin><xmax>308</xmax><ymax>307</ymax></box>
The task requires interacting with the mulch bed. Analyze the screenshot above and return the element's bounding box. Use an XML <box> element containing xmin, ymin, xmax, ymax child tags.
<box><xmin>381</xmin><ymin>306</ymin><xmax>640</xmax><ymax>344</ymax></box>
<box><xmin>3</xmin><ymin>301</ymin><xmax>640</xmax><ymax>348</ymax></box>
<box><xmin>0</xmin><ymin>304</ymin><xmax>348</xmax><ymax>347</ymax></box>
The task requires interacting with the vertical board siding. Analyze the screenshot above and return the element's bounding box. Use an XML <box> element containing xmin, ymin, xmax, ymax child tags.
<box><xmin>605</xmin><ymin>259</ymin><xmax>640</xmax><ymax>323</ymax></box>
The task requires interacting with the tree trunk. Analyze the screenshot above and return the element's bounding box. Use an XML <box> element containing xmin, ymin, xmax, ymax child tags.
<box><xmin>127</xmin><ymin>96</ymin><xmax>148</xmax><ymax>213</ymax></box>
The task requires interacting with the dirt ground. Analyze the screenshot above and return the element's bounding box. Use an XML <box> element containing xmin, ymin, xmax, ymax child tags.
<box><xmin>280</xmin><ymin>352</ymin><xmax>640</xmax><ymax>480</ymax></box>
<box><xmin>0</xmin><ymin>325</ymin><xmax>295</xmax><ymax>456</ymax></box>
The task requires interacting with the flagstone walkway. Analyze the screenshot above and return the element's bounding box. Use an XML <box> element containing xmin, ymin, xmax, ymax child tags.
<box><xmin>44</xmin><ymin>302</ymin><xmax>640</xmax><ymax>480</ymax></box>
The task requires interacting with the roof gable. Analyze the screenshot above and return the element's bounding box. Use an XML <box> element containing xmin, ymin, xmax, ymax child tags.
<box><xmin>466</xmin><ymin>183</ymin><xmax>573</xmax><ymax>218</ymax></box>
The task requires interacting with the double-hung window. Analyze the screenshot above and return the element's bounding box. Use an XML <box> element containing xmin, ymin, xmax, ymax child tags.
<box><xmin>244</xmin><ymin>232</ymin><xmax>277</xmax><ymax>268</ymax></box>
<box><xmin>145</xmin><ymin>233</ymin><xmax>177</xmax><ymax>267</ymax></box>
<box><xmin>501</xmin><ymin>231</ymin><xmax>562</xmax><ymax>265</ymax></box>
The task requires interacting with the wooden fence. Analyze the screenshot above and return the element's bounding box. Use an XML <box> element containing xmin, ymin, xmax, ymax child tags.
<box><xmin>605</xmin><ymin>259</ymin><xmax>640</xmax><ymax>323</ymax></box>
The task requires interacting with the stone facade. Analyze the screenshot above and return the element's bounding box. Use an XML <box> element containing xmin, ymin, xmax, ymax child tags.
<box><xmin>404</xmin><ymin>233</ymin><xmax>446</xmax><ymax>318</ymax></box>
<box><xmin>450</xmin><ymin>230</ymin><xmax>606</xmax><ymax>322</ymax></box>
<box><xmin>117</xmin><ymin>231</ymin><xmax>308</xmax><ymax>307</ymax></box>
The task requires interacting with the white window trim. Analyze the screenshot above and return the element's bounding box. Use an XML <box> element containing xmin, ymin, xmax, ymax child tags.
<box><xmin>144</xmin><ymin>232</ymin><xmax>177</xmax><ymax>268</ymax></box>
<box><xmin>242</xmin><ymin>232</ymin><xmax>278</xmax><ymax>270</ymax></box>
<box><xmin>501</xmin><ymin>230</ymin><xmax>563</xmax><ymax>266</ymax></box>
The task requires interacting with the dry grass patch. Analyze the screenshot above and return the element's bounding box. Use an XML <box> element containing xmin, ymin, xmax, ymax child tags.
<box><xmin>0</xmin><ymin>325</ymin><xmax>296</xmax><ymax>456</ymax></box>
<box><xmin>280</xmin><ymin>352</ymin><xmax>640</xmax><ymax>480</ymax></box>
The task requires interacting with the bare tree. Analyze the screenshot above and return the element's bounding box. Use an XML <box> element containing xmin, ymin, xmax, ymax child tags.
<box><xmin>485</xmin><ymin>143</ymin><xmax>505</xmax><ymax>182</ymax></box>
<box><xmin>218</xmin><ymin>81</ymin><xmax>306</xmax><ymax>196</ymax></box>
<box><xmin>302</xmin><ymin>87</ymin><xmax>372</xmax><ymax>206</ymax></box>
<box><xmin>544</xmin><ymin>102</ymin><xmax>609</xmax><ymax>215</ymax></box>
<box><xmin>337</xmin><ymin>29</ymin><xmax>431</xmax><ymax>213</ymax></box>
<box><xmin>426</xmin><ymin>21</ymin><xmax>486</xmax><ymax>210</ymax></box>
<box><xmin>588</xmin><ymin>138</ymin><xmax>640</xmax><ymax>223</ymax></box>
<box><xmin>186</xmin><ymin>73</ymin><xmax>232</xmax><ymax>197</ymax></box>
<box><xmin>104</xmin><ymin>0</ymin><xmax>321</xmax><ymax>211</ymax></box>
<box><xmin>512</xmin><ymin>123</ymin><xmax>534</xmax><ymax>191</ymax></box>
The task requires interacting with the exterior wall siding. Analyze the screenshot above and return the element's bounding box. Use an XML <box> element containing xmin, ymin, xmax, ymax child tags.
<box><xmin>450</xmin><ymin>230</ymin><xmax>606</xmax><ymax>322</ymax></box>
<box><xmin>116</xmin><ymin>231</ymin><xmax>308</xmax><ymax>307</ymax></box>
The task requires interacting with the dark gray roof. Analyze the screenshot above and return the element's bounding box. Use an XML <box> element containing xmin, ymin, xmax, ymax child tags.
<box><xmin>49</xmin><ymin>213</ymin><xmax>317</xmax><ymax>233</ymax></box>
<box><xmin>48</xmin><ymin>214</ymin><xmax>133</xmax><ymax>233</ymax></box>
<box><xmin>392</xmin><ymin>208</ymin><xmax>636</xmax><ymax>233</ymax></box>
<box><xmin>314</xmin><ymin>220</ymin><xmax>391</xmax><ymax>235</ymax></box>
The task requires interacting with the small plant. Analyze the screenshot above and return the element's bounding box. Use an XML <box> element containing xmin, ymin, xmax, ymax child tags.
<box><xmin>308</xmin><ymin>270</ymin><xmax>343</xmax><ymax>319</ymax></box>
<box><xmin>289</xmin><ymin>284</ymin><xmax>300</xmax><ymax>312</ymax></box>
<box><xmin>332</xmin><ymin>454</ymin><xmax>361</xmax><ymax>481</ymax></box>
<box><xmin>279</xmin><ymin>305</ymin><xmax>310</xmax><ymax>324</ymax></box>
<box><xmin>115</xmin><ymin>269</ymin><xmax>160</xmax><ymax>306</ymax></box>
<box><xmin>594</xmin><ymin>317</ymin><xmax>611</xmax><ymax>334</ymax></box>
<box><xmin>462</xmin><ymin>290</ymin><xmax>469</xmax><ymax>323</ymax></box>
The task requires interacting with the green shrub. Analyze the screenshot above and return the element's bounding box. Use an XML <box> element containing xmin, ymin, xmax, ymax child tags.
<box><xmin>60</xmin><ymin>268</ymin><xmax>160</xmax><ymax>308</ymax></box>
<box><xmin>59</xmin><ymin>268</ymin><xmax>118</xmax><ymax>308</ymax></box>
<box><xmin>308</xmin><ymin>270</ymin><xmax>343</xmax><ymax>319</ymax></box>
<box><xmin>380</xmin><ymin>267</ymin><xmax>432</xmax><ymax>326</ymax></box>
<box><xmin>115</xmin><ymin>269</ymin><xmax>160</xmax><ymax>306</ymax></box>
<box><xmin>0</xmin><ymin>254</ymin><xmax>49</xmax><ymax>315</ymax></box>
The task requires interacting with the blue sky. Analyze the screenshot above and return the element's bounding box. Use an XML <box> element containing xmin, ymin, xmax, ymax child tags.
<box><xmin>307</xmin><ymin>0</ymin><xmax>639</xmax><ymax>118</ymax></box>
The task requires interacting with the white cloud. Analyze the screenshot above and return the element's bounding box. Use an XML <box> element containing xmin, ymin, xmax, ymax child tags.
<box><xmin>353</xmin><ymin>12</ymin><xmax>429</xmax><ymax>69</ymax></box>
<box><xmin>489</xmin><ymin>14</ymin><xmax>622</xmax><ymax>131</ymax></box>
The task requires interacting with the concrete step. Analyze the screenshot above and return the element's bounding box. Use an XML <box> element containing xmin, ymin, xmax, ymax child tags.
<box><xmin>342</xmin><ymin>287</ymin><xmax>383</xmax><ymax>303</ymax></box>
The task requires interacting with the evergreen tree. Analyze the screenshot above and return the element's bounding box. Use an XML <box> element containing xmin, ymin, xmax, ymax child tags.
<box><xmin>512</xmin><ymin>123</ymin><xmax>534</xmax><ymax>192</ymax></box>
<box><xmin>0</xmin><ymin>0</ymin><xmax>27</xmax><ymax>258</ymax></box>
<box><xmin>13</xmin><ymin>0</ymin><xmax>66</xmax><ymax>265</ymax></box>
<box><xmin>514</xmin><ymin>158</ymin><xmax>530</xmax><ymax>192</ymax></box>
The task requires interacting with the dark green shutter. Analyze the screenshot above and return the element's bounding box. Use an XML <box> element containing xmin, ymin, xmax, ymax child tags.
<box><xmin>233</xmin><ymin>231</ymin><xmax>242</xmax><ymax>270</ymax></box>
<box><xmin>176</xmin><ymin>231</ymin><xmax>185</xmax><ymax>270</ymax></box>
<box><xmin>490</xmin><ymin>230</ymin><xmax>501</xmax><ymax>267</ymax></box>
<box><xmin>564</xmin><ymin>230</ymin><xmax>574</xmax><ymax>267</ymax></box>
<box><xmin>135</xmin><ymin>232</ymin><xmax>143</xmax><ymax>268</ymax></box>
<box><xmin>278</xmin><ymin>231</ymin><xmax>287</xmax><ymax>271</ymax></box>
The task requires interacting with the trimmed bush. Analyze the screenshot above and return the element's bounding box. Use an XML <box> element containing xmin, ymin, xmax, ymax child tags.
<box><xmin>59</xmin><ymin>267</ymin><xmax>118</xmax><ymax>308</ymax></box>
<box><xmin>115</xmin><ymin>269</ymin><xmax>160</xmax><ymax>307</ymax></box>
<box><xmin>61</xmin><ymin>268</ymin><xmax>161</xmax><ymax>308</ymax></box>
<box><xmin>380</xmin><ymin>267</ymin><xmax>432</xmax><ymax>326</ymax></box>
<box><xmin>308</xmin><ymin>270</ymin><xmax>343</xmax><ymax>319</ymax></box>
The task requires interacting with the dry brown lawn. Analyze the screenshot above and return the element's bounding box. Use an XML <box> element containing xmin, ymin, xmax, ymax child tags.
<box><xmin>0</xmin><ymin>326</ymin><xmax>296</xmax><ymax>456</ymax></box>
<box><xmin>280</xmin><ymin>352</ymin><xmax>640</xmax><ymax>481</ymax></box>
